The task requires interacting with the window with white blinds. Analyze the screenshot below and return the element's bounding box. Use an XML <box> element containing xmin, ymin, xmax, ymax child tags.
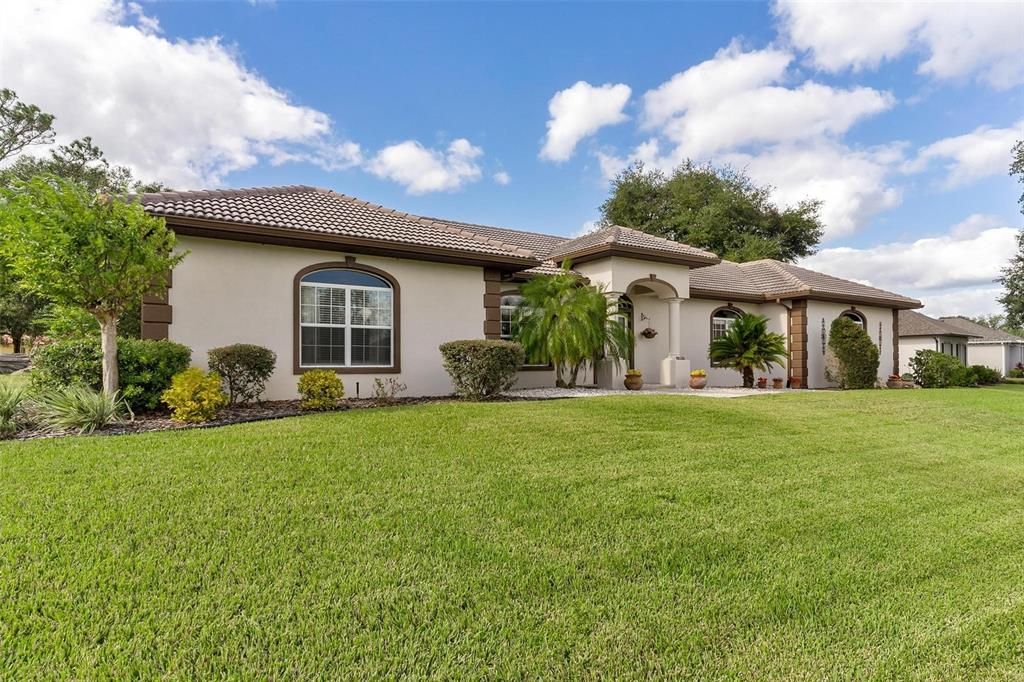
<box><xmin>299</xmin><ymin>269</ymin><xmax>393</xmax><ymax>368</ymax></box>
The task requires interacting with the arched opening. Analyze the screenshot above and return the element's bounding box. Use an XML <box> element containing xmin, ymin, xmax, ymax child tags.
<box><xmin>839</xmin><ymin>308</ymin><xmax>866</xmax><ymax>330</ymax></box>
<box><xmin>710</xmin><ymin>306</ymin><xmax>743</xmax><ymax>366</ymax></box>
<box><xmin>294</xmin><ymin>263</ymin><xmax>398</xmax><ymax>372</ymax></box>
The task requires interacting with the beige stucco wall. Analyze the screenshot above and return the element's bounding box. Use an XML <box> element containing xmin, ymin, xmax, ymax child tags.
<box><xmin>807</xmin><ymin>302</ymin><xmax>895</xmax><ymax>388</ymax></box>
<box><xmin>169</xmin><ymin>236</ymin><xmax>493</xmax><ymax>399</ymax></box>
<box><xmin>679</xmin><ymin>298</ymin><xmax>789</xmax><ymax>386</ymax></box>
<box><xmin>898</xmin><ymin>335</ymin><xmax>971</xmax><ymax>375</ymax></box>
<box><xmin>574</xmin><ymin>257</ymin><xmax>690</xmax><ymax>298</ymax></box>
<box><xmin>966</xmin><ymin>343</ymin><xmax>1023</xmax><ymax>376</ymax></box>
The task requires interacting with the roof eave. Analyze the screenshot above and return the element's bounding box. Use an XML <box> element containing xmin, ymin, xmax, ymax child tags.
<box><xmin>160</xmin><ymin>216</ymin><xmax>541</xmax><ymax>270</ymax></box>
<box><xmin>552</xmin><ymin>244</ymin><xmax>720</xmax><ymax>268</ymax></box>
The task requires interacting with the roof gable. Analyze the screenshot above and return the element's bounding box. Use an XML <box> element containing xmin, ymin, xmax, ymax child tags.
<box><xmin>546</xmin><ymin>224</ymin><xmax>720</xmax><ymax>266</ymax></box>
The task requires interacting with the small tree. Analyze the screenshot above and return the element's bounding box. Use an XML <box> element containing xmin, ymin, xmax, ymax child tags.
<box><xmin>0</xmin><ymin>261</ymin><xmax>46</xmax><ymax>353</ymax></box>
<box><xmin>0</xmin><ymin>89</ymin><xmax>55</xmax><ymax>163</ymax></box>
<box><xmin>514</xmin><ymin>266</ymin><xmax>633</xmax><ymax>387</ymax></box>
<box><xmin>0</xmin><ymin>176</ymin><xmax>184</xmax><ymax>393</ymax></box>
<box><xmin>708</xmin><ymin>313</ymin><xmax>788</xmax><ymax>388</ymax></box>
<box><xmin>826</xmin><ymin>317</ymin><xmax>880</xmax><ymax>389</ymax></box>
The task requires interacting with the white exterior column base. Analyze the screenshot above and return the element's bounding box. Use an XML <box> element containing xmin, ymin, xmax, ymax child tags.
<box><xmin>660</xmin><ymin>356</ymin><xmax>690</xmax><ymax>388</ymax></box>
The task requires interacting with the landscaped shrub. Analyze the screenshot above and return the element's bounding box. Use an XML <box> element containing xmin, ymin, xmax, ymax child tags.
<box><xmin>297</xmin><ymin>370</ymin><xmax>345</xmax><ymax>410</ymax></box>
<box><xmin>34</xmin><ymin>386</ymin><xmax>127</xmax><ymax>435</ymax></box>
<box><xmin>30</xmin><ymin>337</ymin><xmax>191</xmax><ymax>411</ymax></box>
<box><xmin>207</xmin><ymin>344</ymin><xmax>277</xmax><ymax>405</ymax></box>
<box><xmin>826</xmin><ymin>317</ymin><xmax>879</xmax><ymax>389</ymax></box>
<box><xmin>162</xmin><ymin>368</ymin><xmax>228</xmax><ymax>423</ymax></box>
<box><xmin>0</xmin><ymin>382</ymin><xmax>30</xmax><ymax>438</ymax></box>
<box><xmin>1009</xmin><ymin>367</ymin><xmax>1024</xmax><ymax>379</ymax></box>
<box><xmin>439</xmin><ymin>339</ymin><xmax>524</xmax><ymax>400</ymax></box>
<box><xmin>372</xmin><ymin>377</ymin><xmax>407</xmax><ymax>403</ymax></box>
<box><xmin>970</xmin><ymin>365</ymin><xmax>1002</xmax><ymax>385</ymax></box>
<box><xmin>909</xmin><ymin>350</ymin><xmax>974</xmax><ymax>388</ymax></box>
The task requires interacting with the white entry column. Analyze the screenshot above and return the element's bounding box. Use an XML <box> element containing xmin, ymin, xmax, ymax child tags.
<box><xmin>660</xmin><ymin>297</ymin><xmax>690</xmax><ymax>387</ymax></box>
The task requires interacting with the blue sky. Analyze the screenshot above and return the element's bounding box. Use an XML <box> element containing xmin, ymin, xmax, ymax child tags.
<box><xmin>1</xmin><ymin>1</ymin><xmax>1022</xmax><ymax>314</ymax></box>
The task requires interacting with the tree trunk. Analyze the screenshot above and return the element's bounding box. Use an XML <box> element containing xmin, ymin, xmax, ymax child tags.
<box><xmin>742</xmin><ymin>366</ymin><xmax>754</xmax><ymax>388</ymax></box>
<box><xmin>11</xmin><ymin>331</ymin><xmax>22</xmax><ymax>354</ymax></box>
<box><xmin>98</xmin><ymin>315</ymin><xmax>119</xmax><ymax>394</ymax></box>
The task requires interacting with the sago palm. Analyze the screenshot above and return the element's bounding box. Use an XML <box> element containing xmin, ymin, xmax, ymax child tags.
<box><xmin>708</xmin><ymin>312</ymin><xmax>788</xmax><ymax>388</ymax></box>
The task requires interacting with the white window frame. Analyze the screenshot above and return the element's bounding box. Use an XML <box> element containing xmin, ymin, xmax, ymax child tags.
<box><xmin>840</xmin><ymin>311</ymin><xmax>866</xmax><ymax>329</ymax></box>
<box><xmin>500</xmin><ymin>294</ymin><xmax>523</xmax><ymax>342</ymax></box>
<box><xmin>711</xmin><ymin>309</ymin><xmax>741</xmax><ymax>341</ymax></box>
<box><xmin>299</xmin><ymin>280</ymin><xmax>394</xmax><ymax>369</ymax></box>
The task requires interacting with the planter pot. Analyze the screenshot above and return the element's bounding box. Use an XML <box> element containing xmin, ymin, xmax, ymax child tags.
<box><xmin>772</xmin><ymin>378</ymin><xmax>784</xmax><ymax>389</ymax></box>
<box><xmin>624</xmin><ymin>375</ymin><xmax>644</xmax><ymax>391</ymax></box>
<box><xmin>789</xmin><ymin>377</ymin><xmax>802</xmax><ymax>389</ymax></box>
<box><xmin>757</xmin><ymin>378</ymin><xmax>768</xmax><ymax>389</ymax></box>
<box><xmin>886</xmin><ymin>379</ymin><xmax>902</xmax><ymax>389</ymax></box>
<box><xmin>689</xmin><ymin>376</ymin><xmax>707</xmax><ymax>390</ymax></box>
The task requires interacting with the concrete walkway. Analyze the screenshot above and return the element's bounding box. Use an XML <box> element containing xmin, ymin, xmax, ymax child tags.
<box><xmin>507</xmin><ymin>386</ymin><xmax>793</xmax><ymax>400</ymax></box>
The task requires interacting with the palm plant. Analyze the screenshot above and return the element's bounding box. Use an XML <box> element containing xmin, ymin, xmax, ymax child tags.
<box><xmin>708</xmin><ymin>312</ymin><xmax>788</xmax><ymax>388</ymax></box>
<box><xmin>514</xmin><ymin>266</ymin><xmax>634</xmax><ymax>387</ymax></box>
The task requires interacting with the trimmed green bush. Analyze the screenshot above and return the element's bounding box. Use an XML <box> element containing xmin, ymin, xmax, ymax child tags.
<box><xmin>827</xmin><ymin>317</ymin><xmax>879</xmax><ymax>389</ymax></box>
<box><xmin>30</xmin><ymin>337</ymin><xmax>191</xmax><ymax>411</ymax></box>
<box><xmin>297</xmin><ymin>370</ymin><xmax>345</xmax><ymax>411</ymax></box>
<box><xmin>969</xmin><ymin>365</ymin><xmax>1001</xmax><ymax>385</ymax></box>
<box><xmin>34</xmin><ymin>386</ymin><xmax>127</xmax><ymax>435</ymax></box>
<box><xmin>208</xmin><ymin>344</ymin><xmax>277</xmax><ymax>405</ymax></box>
<box><xmin>1009</xmin><ymin>368</ymin><xmax>1024</xmax><ymax>379</ymax></box>
<box><xmin>162</xmin><ymin>368</ymin><xmax>228</xmax><ymax>423</ymax></box>
<box><xmin>439</xmin><ymin>339</ymin><xmax>525</xmax><ymax>400</ymax></box>
<box><xmin>909</xmin><ymin>350</ymin><xmax>974</xmax><ymax>388</ymax></box>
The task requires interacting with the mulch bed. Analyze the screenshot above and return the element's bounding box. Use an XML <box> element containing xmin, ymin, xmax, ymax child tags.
<box><xmin>8</xmin><ymin>394</ymin><xmax>546</xmax><ymax>441</ymax></box>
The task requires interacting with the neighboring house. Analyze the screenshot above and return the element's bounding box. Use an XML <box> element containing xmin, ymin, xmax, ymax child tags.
<box><xmin>897</xmin><ymin>310</ymin><xmax>980</xmax><ymax>375</ymax></box>
<box><xmin>938</xmin><ymin>316</ymin><xmax>1024</xmax><ymax>376</ymax></box>
<box><xmin>138</xmin><ymin>185</ymin><xmax>922</xmax><ymax>398</ymax></box>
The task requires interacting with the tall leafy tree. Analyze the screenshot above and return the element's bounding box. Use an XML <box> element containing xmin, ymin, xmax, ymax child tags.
<box><xmin>0</xmin><ymin>177</ymin><xmax>184</xmax><ymax>393</ymax></box>
<box><xmin>0</xmin><ymin>89</ymin><xmax>55</xmax><ymax>163</ymax></box>
<box><xmin>708</xmin><ymin>313</ymin><xmax>788</xmax><ymax>388</ymax></box>
<box><xmin>999</xmin><ymin>141</ymin><xmax>1024</xmax><ymax>327</ymax></box>
<box><xmin>0</xmin><ymin>137</ymin><xmax>166</xmax><ymax>194</ymax></box>
<box><xmin>600</xmin><ymin>162</ymin><xmax>825</xmax><ymax>262</ymax></box>
<box><xmin>514</xmin><ymin>266</ymin><xmax>633</xmax><ymax>387</ymax></box>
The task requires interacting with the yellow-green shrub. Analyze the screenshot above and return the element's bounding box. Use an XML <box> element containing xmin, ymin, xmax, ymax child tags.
<box><xmin>162</xmin><ymin>368</ymin><xmax>228</xmax><ymax>423</ymax></box>
<box><xmin>297</xmin><ymin>370</ymin><xmax>344</xmax><ymax>410</ymax></box>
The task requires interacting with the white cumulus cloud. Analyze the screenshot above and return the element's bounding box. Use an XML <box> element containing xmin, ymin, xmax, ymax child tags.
<box><xmin>540</xmin><ymin>81</ymin><xmax>631</xmax><ymax>162</ymax></box>
<box><xmin>774</xmin><ymin>0</ymin><xmax>1024</xmax><ymax>88</ymax></box>
<box><xmin>0</xmin><ymin>0</ymin><xmax>358</xmax><ymax>188</ymax></box>
<box><xmin>905</xmin><ymin>121</ymin><xmax>1024</xmax><ymax>188</ymax></box>
<box><xmin>801</xmin><ymin>215</ymin><xmax>1018</xmax><ymax>316</ymax></box>
<box><xmin>493</xmin><ymin>170</ymin><xmax>511</xmax><ymax>186</ymax></box>
<box><xmin>367</xmin><ymin>138</ymin><xmax>483</xmax><ymax>194</ymax></box>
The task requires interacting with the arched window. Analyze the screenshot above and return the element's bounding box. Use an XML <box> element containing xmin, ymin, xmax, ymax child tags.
<box><xmin>711</xmin><ymin>306</ymin><xmax>742</xmax><ymax>340</ymax></box>
<box><xmin>839</xmin><ymin>309</ymin><xmax>866</xmax><ymax>330</ymax></box>
<box><xmin>500</xmin><ymin>294</ymin><xmax>523</xmax><ymax>341</ymax></box>
<box><xmin>296</xmin><ymin>265</ymin><xmax>396</xmax><ymax>370</ymax></box>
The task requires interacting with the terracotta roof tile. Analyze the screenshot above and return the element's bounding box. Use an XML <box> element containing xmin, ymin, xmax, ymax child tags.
<box><xmin>937</xmin><ymin>316</ymin><xmax>1021</xmax><ymax>342</ymax></box>
<box><xmin>140</xmin><ymin>185</ymin><xmax>537</xmax><ymax>262</ymax></box>
<box><xmin>899</xmin><ymin>310</ymin><xmax>979</xmax><ymax>337</ymax></box>
<box><xmin>547</xmin><ymin>224</ymin><xmax>719</xmax><ymax>263</ymax></box>
<box><xmin>691</xmin><ymin>259</ymin><xmax>922</xmax><ymax>308</ymax></box>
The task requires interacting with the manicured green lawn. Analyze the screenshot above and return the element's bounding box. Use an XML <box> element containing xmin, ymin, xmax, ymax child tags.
<box><xmin>2</xmin><ymin>389</ymin><xmax>1022</xmax><ymax>678</ymax></box>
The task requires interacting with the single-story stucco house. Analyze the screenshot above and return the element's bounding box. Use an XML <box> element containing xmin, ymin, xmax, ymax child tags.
<box><xmin>896</xmin><ymin>310</ymin><xmax>980</xmax><ymax>375</ymax></box>
<box><xmin>939</xmin><ymin>316</ymin><xmax>1024</xmax><ymax>376</ymax></box>
<box><xmin>137</xmin><ymin>185</ymin><xmax>923</xmax><ymax>398</ymax></box>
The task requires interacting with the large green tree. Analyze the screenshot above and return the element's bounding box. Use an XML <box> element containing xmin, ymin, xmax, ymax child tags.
<box><xmin>999</xmin><ymin>141</ymin><xmax>1024</xmax><ymax>327</ymax></box>
<box><xmin>0</xmin><ymin>89</ymin><xmax>55</xmax><ymax>163</ymax></box>
<box><xmin>600</xmin><ymin>162</ymin><xmax>825</xmax><ymax>262</ymax></box>
<box><xmin>0</xmin><ymin>136</ymin><xmax>166</xmax><ymax>194</ymax></box>
<box><xmin>0</xmin><ymin>177</ymin><xmax>184</xmax><ymax>393</ymax></box>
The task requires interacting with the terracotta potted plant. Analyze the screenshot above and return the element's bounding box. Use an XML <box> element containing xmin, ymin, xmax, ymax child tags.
<box><xmin>689</xmin><ymin>368</ymin><xmax>707</xmax><ymax>390</ymax></box>
<box><xmin>789</xmin><ymin>377</ymin><xmax>802</xmax><ymax>389</ymax></box>
<box><xmin>757</xmin><ymin>376</ymin><xmax>768</xmax><ymax>389</ymax></box>
<box><xmin>772</xmin><ymin>377</ymin><xmax>784</xmax><ymax>389</ymax></box>
<box><xmin>624</xmin><ymin>368</ymin><xmax>643</xmax><ymax>390</ymax></box>
<box><xmin>886</xmin><ymin>373</ymin><xmax>903</xmax><ymax>389</ymax></box>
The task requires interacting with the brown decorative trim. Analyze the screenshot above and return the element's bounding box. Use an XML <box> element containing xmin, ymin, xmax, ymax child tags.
<box><xmin>789</xmin><ymin>300</ymin><xmax>809</xmax><ymax>387</ymax></box>
<box><xmin>141</xmin><ymin>270</ymin><xmax>173</xmax><ymax>340</ymax></box>
<box><xmin>689</xmin><ymin>287</ymin><xmax>921</xmax><ymax>310</ymax></box>
<box><xmin>838</xmin><ymin>307</ymin><xmax>867</xmax><ymax>330</ymax></box>
<box><xmin>292</xmin><ymin>260</ymin><xmax>401</xmax><ymax>375</ymax></box>
<box><xmin>483</xmin><ymin>268</ymin><xmax>502</xmax><ymax>339</ymax></box>
<box><xmin>165</xmin><ymin>217</ymin><xmax>536</xmax><ymax>271</ymax></box>
<box><xmin>892</xmin><ymin>309</ymin><xmax>900</xmax><ymax>375</ymax></box>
